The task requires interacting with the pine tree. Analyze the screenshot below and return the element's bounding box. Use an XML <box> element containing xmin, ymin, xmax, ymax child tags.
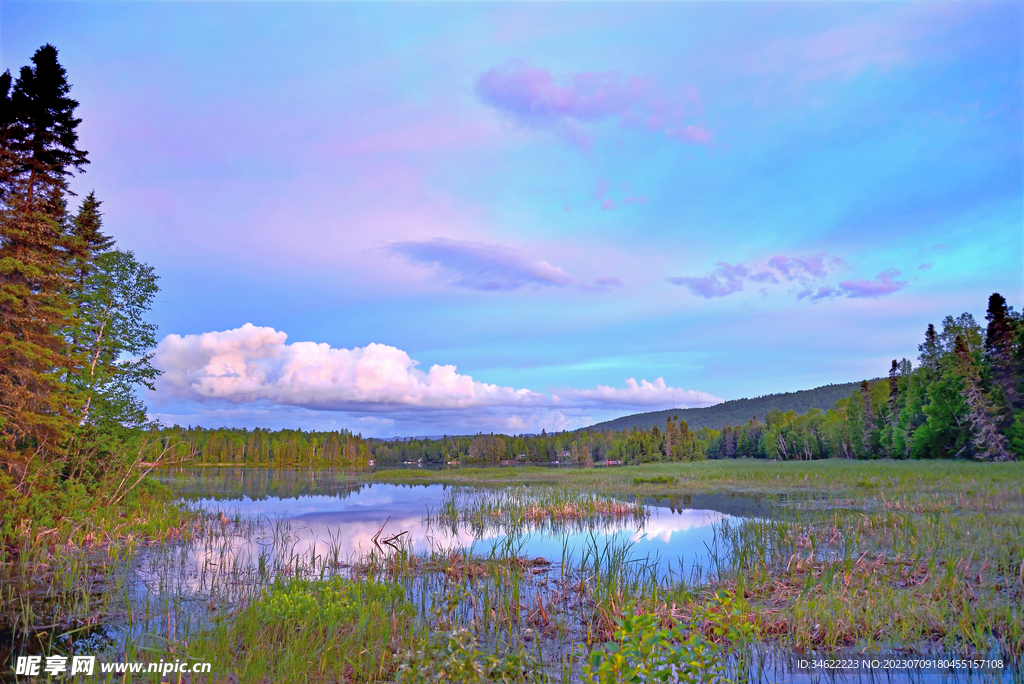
<box><xmin>885</xmin><ymin>360</ymin><xmax>900</xmax><ymax>456</ymax></box>
<box><xmin>984</xmin><ymin>293</ymin><xmax>1019</xmax><ymax>418</ymax></box>
<box><xmin>69</xmin><ymin>192</ymin><xmax>114</xmax><ymax>289</ymax></box>
<box><xmin>0</xmin><ymin>45</ymin><xmax>88</xmax><ymax>456</ymax></box>
<box><xmin>918</xmin><ymin>324</ymin><xmax>940</xmax><ymax>372</ymax></box>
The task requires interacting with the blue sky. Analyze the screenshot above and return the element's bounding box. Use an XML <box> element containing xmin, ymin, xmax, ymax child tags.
<box><xmin>4</xmin><ymin>1</ymin><xmax>1022</xmax><ymax>436</ymax></box>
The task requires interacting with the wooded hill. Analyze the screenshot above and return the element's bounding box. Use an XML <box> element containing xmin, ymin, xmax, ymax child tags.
<box><xmin>588</xmin><ymin>381</ymin><xmax>872</xmax><ymax>433</ymax></box>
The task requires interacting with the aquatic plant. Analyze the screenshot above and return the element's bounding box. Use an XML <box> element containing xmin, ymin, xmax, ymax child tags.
<box><xmin>396</xmin><ymin>628</ymin><xmax>540</xmax><ymax>684</ymax></box>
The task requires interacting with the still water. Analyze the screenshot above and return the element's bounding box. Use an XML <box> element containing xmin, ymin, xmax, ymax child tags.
<box><xmin>151</xmin><ymin>467</ymin><xmax>771</xmax><ymax>577</ymax></box>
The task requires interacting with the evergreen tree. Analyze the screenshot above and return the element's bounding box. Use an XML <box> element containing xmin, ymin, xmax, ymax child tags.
<box><xmin>1</xmin><ymin>45</ymin><xmax>88</xmax><ymax>208</ymax></box>
<box><xmin>984</xmin><ymin>293</ymin><xmax>1019</xmax><ymax>420</ymax></box>
<box><xmin>69</xmin><ymin>192</ymin><xmax>114</xmax><ymax>289</ymax></box>
<box><xmin>0</xmin><ymin>45</ymin><xmax>88</xmax><ymax>456</ymax></box>
<box><xmin>918</xmin><ymin>323</ymin><xmax>941</xmax><ymax>372</ymax></box>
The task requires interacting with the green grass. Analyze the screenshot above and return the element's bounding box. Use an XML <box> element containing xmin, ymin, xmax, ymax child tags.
<box><xmin>0</xmin><ymin>478</ymin><xmax>197</xmax><ymax>673</ymax></box>
<box><xmin>632</xmin><ymin>476</ymin><xmax>677</xmax><ymax>485</ymax></box>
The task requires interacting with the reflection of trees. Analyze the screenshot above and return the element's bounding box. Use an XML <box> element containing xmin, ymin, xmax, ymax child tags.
<box><xmin>643</xmin><ymin>492</ymin><xmax>823</xmax><ymax>518</ymax></box>
<box><xmin>150</xmin><ymin>467</ymin><xmax>366</xmax><ymax>502</ymax></box>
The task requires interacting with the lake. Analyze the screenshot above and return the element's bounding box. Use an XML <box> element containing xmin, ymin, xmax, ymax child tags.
<box><xmin>149</xmin><ymin>467</ymin><xmax>767</xmax><ymax>583</ymax></box>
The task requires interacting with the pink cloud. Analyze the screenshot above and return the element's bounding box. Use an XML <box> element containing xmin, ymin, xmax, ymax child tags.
<box><xmin>797</xmin><ymin>285</ymin><xmax>839</xmax><ymax>301</ymax></box>
<box><xmin>477</xmin><ymin>65</ymin><xmax>646</xmax><ymax>121</ymax></box>
<box><xmin>389</xmin><ymin>238</ymin><xmax>573</xmax><ymax>291</ymax></box>
<box><xmin>153</xmin><ymin>324</ymin><xmax>545</xmax><ymax>410</ymax></box>
<box><xmin>767</xmin><ymin>252</ymin><xmax>843</xmax><ymax>281</ymax></box>
<box><xmin>749</xmin><ymin>270</ymin><xmax>779</xmax><ymax>284</ymax></box>
<box><xmin>672</xmin><ymin>253</ymin><xmax>842</xmax><ymax>299</ymax></box>
<box><xmin>671</xmin><ymin>253</ymin><xmax>908</xmax><ymax>302</ymax></box>
<box><xmin>669</xmin><ymin>261</ymin><xmax>748</xmax><ymax>298</ymax></box>
<box><xmin>838</xmin><ymin>269</ymin><xmax>908</xmax><ymax>298</ymax></box>
<box><xmin>595</xmin><ymin>277</ymin><xmax>623</xmax><ymax>288</ymax></box>
<box><xmin>476</xmin><ymin>62</ymin><xmax>712</xmax><ymax>148</ymax></box>
<box><xmin>557</xmin><ymin>377</ymin><xmax>720</xmax><ymax>409</ymax></box>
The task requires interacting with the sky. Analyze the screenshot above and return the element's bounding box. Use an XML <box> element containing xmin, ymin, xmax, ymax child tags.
<box><xmin>3</xmin><ymin>1</ymin><xmax>1022</xmax><ymax>437</ymax></box>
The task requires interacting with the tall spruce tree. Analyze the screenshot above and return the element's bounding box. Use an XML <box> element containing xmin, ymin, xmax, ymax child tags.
<box><xmin>0</xmin><ymin>45</ymin><xmax>88</xmax><ymax>457</ymax></box>
<box><xmin>984</xmin><ymin>293</ymin><xmax>1019</xmax><ymax>420</ymax></box>
<box><xmin>918</xmin><ymin>324</ymin><xmax>941</xmax><ymax>372</ymax></box>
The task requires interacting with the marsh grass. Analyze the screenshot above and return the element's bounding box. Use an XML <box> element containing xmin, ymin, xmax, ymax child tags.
<box><xmin>3</xmin><ymin>459</ymin><xmax>1022</xmax><ymax>682</ymax></box>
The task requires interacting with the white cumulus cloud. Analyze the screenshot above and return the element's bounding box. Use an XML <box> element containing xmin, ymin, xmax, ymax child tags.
<box><xmin>153</xmin><ymin>323</ymin><xmax>543</xmax><ymax>411</ymax></box>
<box><xmin>151</xmin><ymin>324</ymin><xmax>722</xmax><ymax>433</ymax></box>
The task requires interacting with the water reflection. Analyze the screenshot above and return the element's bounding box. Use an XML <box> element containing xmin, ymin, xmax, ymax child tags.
<box><xmin>151</xmin><ymin>468</ymin><xmax>740</xmax><ymax>581</ymax></box>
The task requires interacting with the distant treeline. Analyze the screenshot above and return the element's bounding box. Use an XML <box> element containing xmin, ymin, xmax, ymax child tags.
<box><xmin>160</xmin><ymin>419</ymin><xmax>707</xmax><ymax>467</ymax></box>
<box><xmin>164</xmin><ymin>294</ymin><xmax>1021</xmax><ymax>466</ymax></box>
<box><xmin>159</xmin><ymin>427</ymin><xmax>371</xmax><ymax>466</ymax></box>
<box><xmin>368</xmin><ymin>414</ymin><xmax>708</xmax><ymax>466</ymax></box>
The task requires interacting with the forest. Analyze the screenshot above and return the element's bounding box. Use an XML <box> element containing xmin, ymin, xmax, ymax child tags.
<box><xmin>156</xmin><ymin>426</ymin><xmax>372</xmax><ymax>467</ymax></box>
<box><xmin>705</xmin><ymin>300</ymin><xmax>1022</xmax><ymax>462</ymax></box>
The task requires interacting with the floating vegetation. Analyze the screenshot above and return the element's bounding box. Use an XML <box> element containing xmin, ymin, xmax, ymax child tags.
<box><xmin>425</xmin><ymin>486</ymin><xmax>649</xmax><ymax>537</ymax></box>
